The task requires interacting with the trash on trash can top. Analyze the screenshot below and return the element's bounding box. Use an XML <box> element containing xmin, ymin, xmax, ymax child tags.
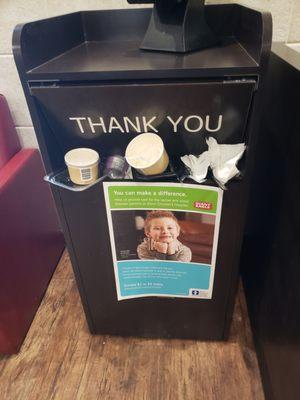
<box><xmin>64</xmin><ymin>148</ymin><xmax>100</xmax><ymax>185</ymax></box>
<box><xmin>125</xmin><ymin>133</ymin><xmax>169</xmax><ymax>176</ymax></box>
<box><xmin>181</xmin><ymin>137</ymin><xmax>246</xmax><ymax>189</ymax></box>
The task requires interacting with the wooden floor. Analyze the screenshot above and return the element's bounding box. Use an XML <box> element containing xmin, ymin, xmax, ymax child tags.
<box><xmin>0</xmin><ymin>251</ymin><xmax>264</xmax><ymax>400</ymax></box>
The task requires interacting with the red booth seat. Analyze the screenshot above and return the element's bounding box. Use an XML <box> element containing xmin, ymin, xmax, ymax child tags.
<box><xmin>0</xmin><ymin>95</ymin><xmax>64</xmax><ymax>354</ymax></box>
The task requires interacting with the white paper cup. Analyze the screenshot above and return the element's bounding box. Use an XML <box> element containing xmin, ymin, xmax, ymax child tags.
<box><xmin>125</xmin><ymin>133</ymin><xmax>169</xmax><ymax>176</ymax></box>
<box><xmin>64</xmin><ymin>148</ymin><xmax>99</xmax><ymax>185</ymax></box>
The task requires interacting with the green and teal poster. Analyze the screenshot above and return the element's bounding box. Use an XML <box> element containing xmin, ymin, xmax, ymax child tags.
<box><xmin>103</xmin><ymin>182</ymin><xmax>223</xmax><ymax>301</ymax></box>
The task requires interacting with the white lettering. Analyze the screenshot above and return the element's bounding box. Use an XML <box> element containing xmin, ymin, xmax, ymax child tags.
<box><xmin>205</xmin><ymin>115</ymin><xmax>223</xmax><ymax>132</ymax></box>
<box><xmin>123</xmin><ymin>116</ymin><xmax>141</xmax><ymax>133</ymax></box>
<box><xmin>167</xmin><ymin>116</ymin><xmax>183</xmax><ymax>133</ymax></box>
<box><xmin>69</xmin><ymin>117</ymin><xmax>86</xmax><ymax>133</ymax></box>
<box><xmin>109</xmin><ymin>117</ymin><xmax>125</xmax><ymax>133</ymax></box>
<box><xmin>87</xmin><ymin>117</ymin><xmax>107</xmax><ymax>133</ymax></box>
<box><xmin>184</xmin><ymin>115</ymin><xmax>204</xmax><ymax>132</ymax></box>
<box><xmin>69</xmin><ymin>114</ymin><xmax>223</xmax><ymax>134</ymax></box>
<box><xmin>142</xmin><ymin>116</ymin><xmax>158</xmax><ymax>133</ymax></box>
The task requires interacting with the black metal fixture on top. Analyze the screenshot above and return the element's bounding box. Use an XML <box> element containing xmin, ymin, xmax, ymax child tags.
<box><xmin>127</xmin><ymin>0</ymin><xmax>217</xmax><ymax>53</ymax></box>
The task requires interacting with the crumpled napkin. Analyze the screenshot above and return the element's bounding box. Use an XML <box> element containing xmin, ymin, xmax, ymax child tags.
<box><xmin>180</xmin><ymin>152</ymin><xmax>210</xmax><ymax>184</ymax></box>
<box><xmin>181</xmin><ymin>137</ymin><xmax>246</xmax><ymax>188</ymax></box>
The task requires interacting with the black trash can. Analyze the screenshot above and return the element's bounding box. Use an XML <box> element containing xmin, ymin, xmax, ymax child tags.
<box><xmin>13</xmin><ymin>4</ymin><xmax>272</xmax><ymax>340</ymax></box>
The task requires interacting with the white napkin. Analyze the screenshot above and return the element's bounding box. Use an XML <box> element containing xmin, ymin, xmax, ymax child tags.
<box><xmin>181</xmin><ymin>137</ymin><xmax>246</xmax><ymax>188</ymax></box>
<box><xmin>181</xmin><ymin>152</ymin><xmax>210</xmax><ymax>183</ymax></box>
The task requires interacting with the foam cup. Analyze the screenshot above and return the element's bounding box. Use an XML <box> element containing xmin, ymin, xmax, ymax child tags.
<box><xmin>64</xmin><ymin>148</ymin><xmax>99</xmax><ymax>185</ymax></box>
<box><xmin>125</xmin><ymin>133</ymin><xmax>169</xmax><ymax>176</ymax></box>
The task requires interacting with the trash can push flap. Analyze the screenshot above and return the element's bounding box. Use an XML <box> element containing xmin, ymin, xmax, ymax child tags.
<box><xmin>59</xmin><ymin>181</ymin><xmax>232</xmax><ymax>339</ymax></box>
<box><xmin>30</xmin><ymin>79</ymin><xmax>256</xmax><ymax>170</ymax></box>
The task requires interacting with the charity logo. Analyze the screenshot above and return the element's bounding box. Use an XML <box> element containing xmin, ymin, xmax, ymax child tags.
<box><xmin>194</xmin><ymin>201</ymin><xmax>213</xmax><ymax>210</ymax></box>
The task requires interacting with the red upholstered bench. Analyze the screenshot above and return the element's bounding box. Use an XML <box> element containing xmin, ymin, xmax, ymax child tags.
<box><xmin>0</xmin><ymin>94</ymin><xmax>65</xmax><ymax>354</ymax></box>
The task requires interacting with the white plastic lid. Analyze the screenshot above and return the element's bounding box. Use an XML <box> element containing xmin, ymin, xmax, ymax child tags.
<box><xmin>125</xmin><ymin>133</ymin><xmax>164</xmax><ymax>169</ymax></box>
<box><xmin>64</xmin><ymin>148</ymin><xmax>99</xmax><ymax>168</ymax></box>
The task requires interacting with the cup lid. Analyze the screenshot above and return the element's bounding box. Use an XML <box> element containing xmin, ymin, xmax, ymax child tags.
<box><xmin>64</xmin><ymin>148</ymin><xmax>99</xmax><ymax>168</ymax></box>
<box><xmin>125</xmin><ymin>133</ymin><xmax>164</xmax><ymax>169</ymax></box>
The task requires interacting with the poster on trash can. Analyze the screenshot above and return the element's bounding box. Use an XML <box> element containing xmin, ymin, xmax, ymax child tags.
<box><xmin>103</xmin><ymin>182</ymin><xmax>223</xmax><ymax>301</ymax></box>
